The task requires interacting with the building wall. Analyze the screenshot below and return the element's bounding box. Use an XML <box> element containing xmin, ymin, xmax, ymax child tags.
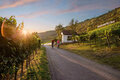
<box><xmin>62</xmin><ymin>34</ymin><xmax>73</xmax><ymax>43</ymax></box>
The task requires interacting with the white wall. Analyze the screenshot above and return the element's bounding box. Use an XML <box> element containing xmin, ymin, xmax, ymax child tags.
<box><xmin>61</xmin><ymin>33</ymin><xmax>73</xmax><ymax>43</ymax></box>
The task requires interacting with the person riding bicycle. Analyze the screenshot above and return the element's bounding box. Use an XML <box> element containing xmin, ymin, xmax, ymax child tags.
<box><xmin>57</xmin><ymin>40</ymin><xmax>60</xmax><ymax>48</ymax></box>
<box><xmin>51</xmin><ymin>40</ymin><xmax>54</xmax><ymax>48</ymax></box>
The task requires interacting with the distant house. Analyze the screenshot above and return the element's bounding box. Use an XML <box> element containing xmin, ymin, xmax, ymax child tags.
<box><xmin>97</xmin><ymin>21</ymin><xmax>115</xmax><ymax>28</ymax></box>
<box><xmin>61</xmin><ymin>30</ymin><xmax>77</xmax><ymax>43</ymax></box>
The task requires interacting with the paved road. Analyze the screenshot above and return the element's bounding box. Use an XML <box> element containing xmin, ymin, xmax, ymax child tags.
<box><xmin>45</xmin><ymin>45</ymin><xmax>120</xmax><ymax>80</ymax></box>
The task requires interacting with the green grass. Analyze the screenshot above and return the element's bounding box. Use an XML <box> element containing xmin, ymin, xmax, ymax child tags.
<box><xmin>60</xmin><ymin>43</ymin><xmax>120</xmax><ymax>71</ymax></box>
<box><xmin>22</xmin><ymin>47</ymin><xmax>51</xmax><ymax>80</ymax></box>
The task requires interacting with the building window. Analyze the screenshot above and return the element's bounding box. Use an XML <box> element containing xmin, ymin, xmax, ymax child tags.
<box><xmin>67</xmin><ymin>36</ymin><xmax>72</xmax><ymax>41</ymax></box>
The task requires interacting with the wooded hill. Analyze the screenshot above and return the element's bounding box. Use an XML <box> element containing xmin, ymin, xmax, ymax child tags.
<box><xmin>66</xmin><ymin>7</ymin><xmax>120</xmax><ymax>34</ymax></box>
<box><xmin>38</xmin><ymin>30</ymin><xmax>57</xmax><ymax>42</ymax></box>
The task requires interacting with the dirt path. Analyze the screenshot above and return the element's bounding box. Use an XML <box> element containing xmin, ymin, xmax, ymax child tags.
<box><xmin>45</xmin><ymin>45</ymin><xmax>120</xmax><ymax>80</ymax></box>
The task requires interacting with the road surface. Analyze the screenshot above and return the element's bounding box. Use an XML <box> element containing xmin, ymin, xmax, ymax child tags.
<box><xmin>45</xmin><ymin>45</ymin><xmax>120</xmax><ymax>80</ymax></box>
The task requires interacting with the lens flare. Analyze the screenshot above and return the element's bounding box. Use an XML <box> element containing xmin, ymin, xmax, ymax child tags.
<box><xmin>22</xmin><ymin>30</ymin><xmax>27</xmax><ymax>35</ymax></box>
<box><xmin>1</xmin><ymin>20</ymin><xmax>6</xmax><ymax>38</ymax></box>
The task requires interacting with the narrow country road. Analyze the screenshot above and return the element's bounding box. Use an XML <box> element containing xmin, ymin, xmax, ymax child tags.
<box><xmin>45</xmin><ymin>45</ymin><xmax>120</xmax><ymax>80</ymax></box>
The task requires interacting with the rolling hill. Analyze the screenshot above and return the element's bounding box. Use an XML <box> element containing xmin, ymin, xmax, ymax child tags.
<box><xmin>38</xmin><ymin>30</ymin><xmax>57</xmax><ymax>42</ymax></box>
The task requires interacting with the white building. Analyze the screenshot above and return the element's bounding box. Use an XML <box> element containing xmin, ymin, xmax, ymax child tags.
<box><xmin>97</xmin><ymin>21</ymin><xmax>115</xmax><ymax>28</ymax></box>
<box><xmin>61</xmin><ymin>30</ymin><xmax>77</xmax><ymax>43</ymax></box>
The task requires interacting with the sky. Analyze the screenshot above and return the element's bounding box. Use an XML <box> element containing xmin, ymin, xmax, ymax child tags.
<box><xmin>0</xmin><ymin>0</ymin><xmax>120</xmax><ymax>33</ymax></box>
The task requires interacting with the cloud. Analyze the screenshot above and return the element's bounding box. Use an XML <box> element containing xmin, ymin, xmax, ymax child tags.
<box><xmin>16</xmin><ymin>0</ymin><xmax>120</xmax><ymax>18</ymax></box>
<box><xmin>56</xmin><ymin>0</ymin><xmax>120</xmax><ymax>14</ymax></box>
<box><xmin>56</xmin><ymin>4</ymin><xmax>103</xmax><ymax>14</ymax></box>
<box><xmin>17</xmin><ymin>10</ymin><xmax>51</xmax><ymax>18</ymax></box>
<box><xmin>0</xmin><ymin>0</ymin><xmax>39</xmax><ymax>9</ymax></box>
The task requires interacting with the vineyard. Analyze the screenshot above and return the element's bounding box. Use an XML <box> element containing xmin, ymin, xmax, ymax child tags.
<box><xmin>60</xmin><ymin>22</ymin><xmax>120</xmax><ymax>70</ymax></box>
<box><xmin>74</xmin><ymin>22</ymin><xmax>120</xmax><ymax>48</ymax></box>
<box><xmin>0</xmin><ymin>16</ymin><xmax>41</xmax><ymax>80</ymax></box>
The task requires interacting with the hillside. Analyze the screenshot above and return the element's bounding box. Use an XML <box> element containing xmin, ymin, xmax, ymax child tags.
<box><xmin>66</xmin><ymin>7</ymin><xmax>120</xmax><ymax>34</ymax></box>
<box><xmin>39</xmin><ymin>7</ymin><xmax>120</xmax><ymax>42</ymax></box>
<box><xmin>38</xmin><ymin>30</ymin><xmax>57</xmax><ymax>42</ymax></box>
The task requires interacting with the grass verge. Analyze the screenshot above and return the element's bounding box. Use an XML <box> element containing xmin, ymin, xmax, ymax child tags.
<box><xmin>60</xmin><ymin>43</ymin><xmax>120</xmax><ymax>71</ymax></box>
<box><xmin>21</xmin><ymin>47</ymin><xmax>51</xmax><ymax>80</ymax></box>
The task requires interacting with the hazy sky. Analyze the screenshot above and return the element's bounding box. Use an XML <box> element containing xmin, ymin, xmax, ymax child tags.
<box><xmin>0</xmin><ymin>0</ymin><xmax>120</xmax><ymax>33</ymax></box>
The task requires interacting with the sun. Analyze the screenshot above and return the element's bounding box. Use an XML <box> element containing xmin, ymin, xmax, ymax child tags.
<box><xmin>22</xmin><ymin>30</ymin><xmax>27</xmax><ymax>35</ymax></box>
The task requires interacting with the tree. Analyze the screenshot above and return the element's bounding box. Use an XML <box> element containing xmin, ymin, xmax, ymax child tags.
<box><xmin>55</xmin><ymin>24</ymin><xmax>64</xmax><ymax>40</ymax></box>
<box><xmin>68</xmin><ymin>19</ymin><xmax>78</xmax><ymax>32</ymax></box>
<box><xmin>69</xmin><ymin>19</ymin><xmax>74</xmax><ymax>26</ymax></box>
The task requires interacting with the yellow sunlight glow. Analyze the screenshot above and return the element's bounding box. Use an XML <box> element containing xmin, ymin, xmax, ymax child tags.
<box><xmin>22</xmin><ymin>30</ymin><xmax>27</xmax><ymax>35</ymax></box>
